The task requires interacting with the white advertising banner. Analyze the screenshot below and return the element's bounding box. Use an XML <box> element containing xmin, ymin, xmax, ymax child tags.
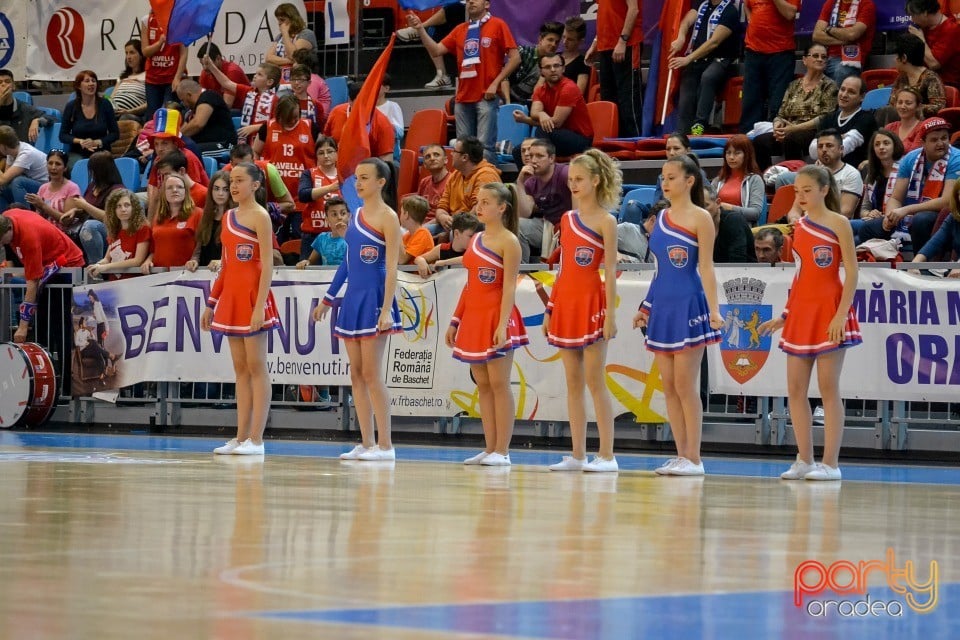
<box><xmin>324</xmin><ymin>0</ymin><xmax>350</xmax><ymax>46</ymax></box>
<box><xmin>0</xmin><ymin>5</ymin><xmax>27</xmax><ymax>80</ymax></box>
<box><xmin>72</xmin><ymin>269</ymin><xmax>666</xmax><ymax>421</ymax></box>
<box><xmin>24</xmin><ymin>0</ymin><xmax>307</xmax><ymax>80</ymax></box>
<box><xmin>71</xmin><ymin>267</ymin><xmax>960</xmax><ymax>421</ymax></box>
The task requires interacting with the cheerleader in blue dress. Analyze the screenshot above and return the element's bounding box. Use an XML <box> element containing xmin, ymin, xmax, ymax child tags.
<box><xmin>633</xmin><ymin>155</ymin><xmax>724</xmax><ymax>476</ymax></box>
<box><xmin>314</xmin><ymin>158</ymin><xmax>402</xmax><ymax>461</ymax></box>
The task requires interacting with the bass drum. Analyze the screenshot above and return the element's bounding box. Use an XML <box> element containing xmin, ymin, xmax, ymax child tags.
<box><xmin>0</xmin><ymin>342</ymin><xmax>59</xmax><ymax>428</ymax></box>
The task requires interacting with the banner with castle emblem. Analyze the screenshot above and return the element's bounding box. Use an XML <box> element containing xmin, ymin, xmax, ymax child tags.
<box><xmin>717</xmin><ymin>276</ymin><xmax>774</xmax><ymax>385</ymax></box>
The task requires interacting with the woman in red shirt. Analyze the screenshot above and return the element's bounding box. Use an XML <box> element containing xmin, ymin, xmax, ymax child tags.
<box><xmin>87</xmin><ymin>189</ymin><xmax>151</xmax><ymax>279</ymax></box>
<box><xmin>142</xmin><ymin>173</ymin><xmax>201</xmax><ymax>271</ymax></box>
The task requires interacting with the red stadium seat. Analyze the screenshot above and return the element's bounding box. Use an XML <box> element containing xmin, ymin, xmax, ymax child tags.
<box><xmin>938</xmin><ymin>107</ymin><xmax>960</xmax><ymax>133</ymax></box>
<box><xmin>767</xmin><ymin>185</ymin><xmax>796</xmax><ymax>224</ymax></box>
<box><xmin>403</xmin><ymin>109</ymin><xmax>447</xmax><ymax>154</ymax></box>
<box><xmin>945</xmin><ymin>86</ymin><xmax>959</xmax><ymax>109</ymax></box>
<box><xmin>720</xmin><ymin>76</ymin><xmax>744</xmax><ymax>133</ymax></box>
<box><xmin>397</xmin><ymin>149</ymin><xmax>419</xmax><ymax>200</ymax></box>
<box><xmin>586</xmin><ymin>101</ymin><xmax>619</xmax><ymax>145</ymax></box>
<box><xmin>861</xmin><ymin>68</ymin><xmax>898</xmax><ymax>92</ymax></box>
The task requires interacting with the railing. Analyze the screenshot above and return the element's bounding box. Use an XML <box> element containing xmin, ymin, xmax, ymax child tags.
<box><xmin>3</xmin><ymin>263</ymin><xmax>960</xmax><ymax>457</ymax></box>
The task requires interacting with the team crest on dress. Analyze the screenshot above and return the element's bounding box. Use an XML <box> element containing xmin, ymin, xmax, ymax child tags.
<box><xmin>575</xmin><ymin>246</ymin><xmax>595</xmax><ymax>266</ymax></box>
<box><xmin>667</xmin><ymin>245</ymin><xmax>688</xmax><ymax>268</ymax></box>
<box><xmin>236</xmin><ymin>244</ymin><xmax>254</xmax><ymax>261</ymax></box>
<box><xmin>478</xmin><ymin>267</ymin><xmax>496</xmax><ymax>283</ymax></box>
<box><xmin>719</xmin><ymin>278</ymin><xmax>773</xmax><ymax>384</ymax></box>
<box><xmin>813</xmin><ymin>245</ymin><xmax>834</xmax><ymax>267</ymax></box>
<box><xmin>360</xmin><ymin>245</ymin><xmax>379</xmax><ymax>263</ymax></box>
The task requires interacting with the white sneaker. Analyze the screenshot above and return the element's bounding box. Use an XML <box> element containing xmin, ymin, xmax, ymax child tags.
<box><xmin>357</xmin><ymin>446</ymin><xmax>396</xmax><ymax>461</ymax></box>
<box><xmin>813</xmin><ymin>406</ymin><xmax>826</xmax><ymax>425</ymax></box>
<box><xmin>463</xmin><ymin>451</ymin><xmax>489</xmax><ymax>465</ymax></box>
<box><xmin>670</xmin><ymin>458</ymin><xmax>705</xmax><ymax>476</ymax></box>
<box><xmin>583</xmin><ymin>456</ymin><xmax>619</xmax><ymax>473</ymax></box>
<box><xmin>396</xmin><ymin>27</ymin><xmax>418</xmax><ymax>41</ymax></box>
<box><xmin>805</xmin><ymin>463</ymin><xmax>842</xmax><ymax>481</ymax></box>
<box><xmin>654</xmin><ymin>458</ymin><xmax>680</xmax><ymax>475</ymax></box>
<box><xmin>549</xmin><ymin>456</ymin><xmax>586</xmax><ymax>471</ymax></box>
<box><xmin>340</xmin><ymin>444</ymin><xmax>373</xmax><ymax>460</ymax></box>
<box><xmin>780</xmin><ymin>456</ymin><xmax>816</xmax><ymax>480</ymax></box>
<box><xmin>233</xmin><ymin>439</ymin><xmax>265</xmax><ymax>455</ymax></box>
<box><xmin>425</xmin><ymin>75</ymin><xmax>451</xmax><ymax>89</ymax></box>
<box><xmin>213</xmin><ymin>438</ymin><xmax>240</xmax><ymax>455</ymax></box>
<box><xmin>480</xmin><ymin>452</ymin><xmax>511</xmax><ymax>466</ymax></box>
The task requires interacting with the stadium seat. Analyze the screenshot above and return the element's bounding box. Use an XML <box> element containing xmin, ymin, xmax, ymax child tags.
<box><xmin>232</xmin><ymin>116</ymin><xmax>242</xmax><ymax>131</ymax></box>
<box><xmin>720</xmin><ymin>76</ymin><xmax>744</xmax><ymax>133</ymax></box>
<box><xmin>326</xmin><ymin>76</ymin><xmax>349</xmax><ymax>108</ymax></box>
<box><xmin>12</xmin><ymin>91</ymin><xmax>32</xmax><ymax>105</ymax></box>
<box><xmin>619</xmin><ymin>187</ymin><xmax>656</xmax><ymax>224</ymax></box>
<box><xmin>203</xmin><ymin>156</ymin><xmax>218</xmax><ymax>179</ymax></box>
<box><xmin>586</xmin><ymin>101</ymin><xmax>618</xmax><ymax>145</ymax></box>
<box><xmin>403</xmin><ymin>109</ymin><xmax>447</xmax><ymax>154</ymax></box>
<box><xmin>766</xmin><ymin>185</ymin><xmax>796</xmax><ymax>225</ymax></box>
<box><xmin>945</xmin><ymin>86</ymin><xmax>959</xmax><ymax>109</ymax></box>
<box><xmin>397</xmin><ymin>149</ymin><xmax>419</xmax><ymax>200</ymax></box>
<box><xmin>497</xmin><ymin>103</ymin><xmax>530</xmax><ymax>163</ymax></box>
<box><xmin>35</xmin><ymin>122</ymin><xmax>61</xmax><ymax>154</ymax></box>
<box><xmin>860</xmin><ymin>68</ymin><xmax>898</xmax><ymax>92</ymax></box>
<box><xmin>115</xmin><ymin>157</ymin><xmax>141</xmax><ymax>192</ymax></box>
<box><xmin>862</xmin><ymin>87</ymin><xmax>892</xmax><ymax>111</ymax></box>
<box><xmin>71</xmin><ymin>159</ymin><xmax>90</xmax><ymax>194</ymax></box>
<box><xmin>938</xmin><ymin>107</ymin><xmax>960</xmax><ymax>133</ymax></box>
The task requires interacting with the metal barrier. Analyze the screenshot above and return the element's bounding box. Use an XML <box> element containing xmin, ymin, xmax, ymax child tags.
<box><xmin>2</xmin><ymin>263</ymin><xmax>960</xmax><ymax>456</ymax></box>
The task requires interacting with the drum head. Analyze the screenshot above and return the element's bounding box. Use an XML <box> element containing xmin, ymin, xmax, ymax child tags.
<box><xmin>19</xmin><ymin>343</ymin><xmax>58</xmax><ymax>426</ymax></box>
<box><xmin>0</xmin><ymin>343</ymin><xmax>32</xmax><ymax>428</ymax></box>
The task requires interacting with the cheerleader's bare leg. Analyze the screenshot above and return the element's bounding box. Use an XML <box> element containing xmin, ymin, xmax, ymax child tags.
<box><xmin>815</xmin><ymin>350</ymin><xmax>846</xmax><ymax>468</ymax></box>
<box><xmin>672</xmin><ymin>346</ymin><xmax>706</xmax><ymax>465</ymax></box>
<box><xmin>243</xmin><ymin>333</ymin><xmax>271</xmax><ymax>444</ymax></box>
<box><xmin>360</xmin><ymin>335</ymin><xmax>392</xmax><ymax>451</ymax></box>
<box><xmin>470</xmin><ymin>363</ymin><xmax>498</xmax><ymax>454</ymax></box>
<box><xmin>486</xmin><ymin>352</ymin><xmax>515</xmax><ymax>456</ymax></box>
<box><xmin>583</xmin><ymin>341</ymin><xmax>615</xmax><ymax>460</ymax></box>
<box><xmin>345</xmin><ymin>340</ymin><xmax>376</xmax><ymax>449</ymax></box>
<box><xmin>559</xmin><ymin>349</ymin><xmax>588</xmax><ymax>460</ymax></box>
<box><xmin>786</xmin><ymin>354</ymin><xmax>817</xmax><ymax>464</ymax></box>
<box><xmin>228</xmin><ymin>337</ymin><xmax>253</xmax><ymax>443</ymax></box>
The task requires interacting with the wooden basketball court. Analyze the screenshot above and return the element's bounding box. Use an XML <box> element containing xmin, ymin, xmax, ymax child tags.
<box><xmin>0</xmin><ymin>432</ymin><xmax>955</xmax><ymax>639</ymax></box>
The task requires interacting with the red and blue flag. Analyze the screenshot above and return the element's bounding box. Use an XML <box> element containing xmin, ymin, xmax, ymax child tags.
<box><xmin>150</xmin><ymin>0</ymin><xmax>224</xmax><ymax>46</ymax></box>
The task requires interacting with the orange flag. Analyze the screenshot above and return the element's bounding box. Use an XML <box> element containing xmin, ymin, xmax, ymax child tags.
<box><xmin>337</xmin><ymin>34</ymin><xmax>396</xmax><ymax>181</ymax></box>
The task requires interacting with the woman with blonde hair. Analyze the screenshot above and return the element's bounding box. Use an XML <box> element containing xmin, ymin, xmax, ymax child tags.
<box><xmin>545</xmin><ymin>149</ymin><xmax>621</xmax><ymax>472</ymax></box>
<box><xmin>142</xmin><ymin>173</ymin><xmax>201</xmax><ymax>271</ymax></box>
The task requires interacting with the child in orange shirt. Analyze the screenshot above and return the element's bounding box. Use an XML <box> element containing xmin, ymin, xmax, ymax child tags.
<box><xmin>399</xmin><ymin>195</ymin><xmax>435</xmax><ymax>264</ymax></box>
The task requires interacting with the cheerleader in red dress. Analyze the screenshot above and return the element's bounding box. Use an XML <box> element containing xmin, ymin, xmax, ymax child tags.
<box><xmin>760</xmin><ymin>166</ymin><xmax>861</xmax><ymax>482</ymax></box>
<box><xmin>448</xmin><ymin>183</ymin><xmax>528</xmax><ymax>467</ymax></box>
<box><xmin>201</xmin><ymin>163</ymin><xmax>281</xmax><ymax>456</ymax></box>
<box><xmin>544</xmin><ymin>150</ymin><xmax>621</xmax><ymax>473</ymax></box>
<box><xmin>632</xmin><ymin>156</ymin><xmax>724</xmax><ymax>477</ymax></box>
<box><xmin>314</xmin><ymin>159</ymin><xmax>403</xmax><ymax>462</ymax></box>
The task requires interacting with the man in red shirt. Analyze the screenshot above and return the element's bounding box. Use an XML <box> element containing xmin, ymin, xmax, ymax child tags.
<box><xmin>142</xmin><ymin>10</ymin><xmax>188</xmax><ymax>121</ymax></box>
<box><xmin>813</xmin><ymin>0</ymin><xmax>877</xmax><ymax>86</ymax></box>
<box><xmin>407</xmin><ymin>0</ymin><xmax>520</xmax><ymax>163</ymax></box>
<box><xmin>1</xmin><ymin>209</ymin><xmax>84</xmax><ymax>344</ymax></box>
<box><xmin>512</xmin><ymin>53</ymin><xmax>594</xmax><ymax>160</ymax></box>
<box><xmin>417</xmin><ymin>144</ymin><xmax>452</xmax><ymax>235</ymax></box>
<box><xmin>197</xmin><ymin>42</ymin><xmax>249</xmax><ymax>109</ymax></box>
<box><xmin>585</xmin><ymin>0</ymin><xmax>643</xmax><ymax>138</ymax></box>
<box><xmin>907</xmin><ymin>0</ymin><xmax>960</xmax><ymax>88</ymax></box>
<box><xmin>740</xmin><ymin>0</ymin><xmax>801</xmax><ymax>133</ymax></box>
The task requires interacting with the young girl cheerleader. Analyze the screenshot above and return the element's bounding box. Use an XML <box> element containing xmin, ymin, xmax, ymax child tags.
<box><xmin>759</xmin><ymin>165</ymin><xmax>861</xmax><ymax>481</ymax></box>
<box><xmin>633</xmin><ymin>155</ymin><xmax>724</xmax><ymax>476</ymax></box>
<box><xmin>544</xmin><ymin>150</ymin><xmax>620</xmax><ymax>472</ymax></box>
<box><xmin>86</xmin><ymin>189</ymin><xmax>151</xmax><ymax>279</ymax></box>
<box><xmin>449</xmin><ymin>183</ymin><xmax>529</xmax><ymax>467</ymax></box>
<box><xmin>313</xmin><ymin>158</ymin><xmax>402</xmax><ymax>461</ymax></box>
<box><xmin>201</xmin><ymin>163</ymin><xmax>281</xmax><ymax>456</ymax></box>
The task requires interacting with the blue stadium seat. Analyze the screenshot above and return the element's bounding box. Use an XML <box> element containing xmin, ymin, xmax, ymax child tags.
<box><xmin>35</xmin><ymin>122</ymin><xmax>61</xmax><ymax>154</ymax></box>
<box><xmin>232</xmin><ymin>116</ymin><xmax>242</xmax><ymax>131</ymax></box>
<box><xmin>497</xmin><ymin>103</ymin><xmax>530</xmax><ymax>164</ymax></box>
<box><xmin>619</xmin><ymin>187</ymin><xmax>656</xmax><ymax>224</ymax></box>
<box><xmin>862</xmin><ymin>87</ymin><xmax>892</xmax><ymax>111</ymax></box>
<box><xmin>71</xmin><ymin>159</ymin><xmax>90</xmax><ymax>194</ymax></box>
<box><xmin>203</xmin><ymin>156</ymin><xmax>218</xmax><ymax>179</ymax></box>
<box><xmin>327</xmin><ymin>76</ymin><xmax>349</xmax><ymax>108</ymax></box>
<box><xmin>13</xmin><ymin>91</ymin><xmax>32</xmax><ymax>105</ymax></box>
<box><xmin>115</xmin><ymin>157</ymin><xmax>141</xmax><ymax>192</ymax></box>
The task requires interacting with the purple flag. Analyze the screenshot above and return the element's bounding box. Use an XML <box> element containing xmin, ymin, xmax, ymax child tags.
<box><xmin>398</xmin><ymin>0</ymin><xmax>462</xmax><ymax>10</ymax></box>
<box><xmin>492</xmin><ymin>0</ymin><xmax>580</xmax><ymax>46</ymax></box>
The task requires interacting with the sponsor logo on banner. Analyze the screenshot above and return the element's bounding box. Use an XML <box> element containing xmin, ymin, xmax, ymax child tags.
<box><xmin>814</xmin><ymin>245</ymin><xmax>834</xmax><ymax>267</ymax></box>
<box><xmin>236</xmin><ymin>244</ymin><xmax>254</xmax><ymax>261</ymax></box>
<box><xmin>359</xmin><ymin>245</ymin><xmax>379</xmax><ymax>263</ymax></box>
<box><xmin>0</xmin><ymin>12</ymin><xmax>14</xmax><ymax>68</ymax></box>
<box><xmin>574</xmin><ymin>246</ymin><xmax>595</xmax><ymax>266</ymax></box>
<box><xmin>46</xmin><ymin>8</ymin><xmax>85</xmax><ymax>69</ymax></box>
<box><xmin>719</xmin><ymin>277</ymin><xmax>772</xmax><ymax>384</ymax></box>
<box><xmin>667</xmin><ymin>245</ymin><xmax>688</xmax><ymax>268</ymax></box>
